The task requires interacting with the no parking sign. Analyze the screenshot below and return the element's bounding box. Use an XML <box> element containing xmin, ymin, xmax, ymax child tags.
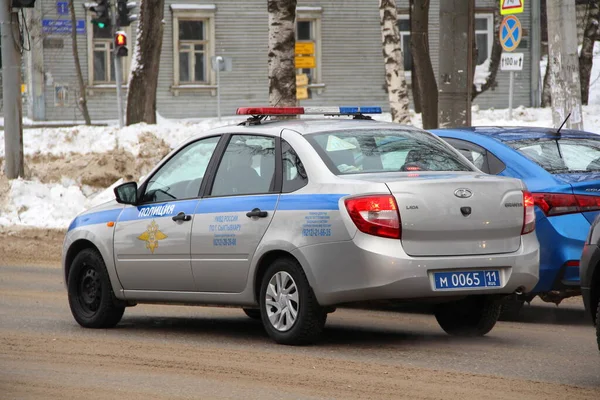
<box><xmin>499</xmin><ymin>15</ymin><xmax>522</xmax><ymax>52</ymax></box>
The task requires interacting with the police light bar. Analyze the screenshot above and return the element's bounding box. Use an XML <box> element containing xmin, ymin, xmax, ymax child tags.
<box><xmin>236</xmin><ymin>106</ymin><xmax>382</xmax><ymax>116</ymax></box>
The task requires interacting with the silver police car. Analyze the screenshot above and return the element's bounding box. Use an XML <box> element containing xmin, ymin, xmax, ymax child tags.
<box><xmin>63</xmin><ymin>106</ymin><xmax>539</xmax><ymax>345</ymax></box>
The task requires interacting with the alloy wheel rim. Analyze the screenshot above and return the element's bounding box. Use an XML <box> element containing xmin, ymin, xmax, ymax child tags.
<box><xmin>265</xmin><ymin>271</ymin><xmax>299</xmax><ymax>332</ymax></box>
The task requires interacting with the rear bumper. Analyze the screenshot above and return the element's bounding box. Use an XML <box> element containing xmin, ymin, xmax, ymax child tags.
<box><xmin>294</xmin><ymin>232</ymin><xmax>540</xmax><ymax>306</ymax></box>
<box><xmin>531</xmin><ymin>213</ymin><xmax>589</xmax><ymax>293</ymax></box>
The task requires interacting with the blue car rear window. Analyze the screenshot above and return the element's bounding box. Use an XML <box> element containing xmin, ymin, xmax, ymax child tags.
<box><xmin>507</xmin><ymin>138</ymin><xmax>600</xmax><ymax>173</ymax></box>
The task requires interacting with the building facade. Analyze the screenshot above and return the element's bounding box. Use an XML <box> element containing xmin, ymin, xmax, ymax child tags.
<box><xmin>23</xmin><ymin>0</ymin><xmax>540</xmax><ymax>122</ymax></box>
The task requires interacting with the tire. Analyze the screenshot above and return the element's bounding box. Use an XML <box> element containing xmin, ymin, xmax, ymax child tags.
<box><xmin>596</xmin><ymin>298</ymin><xmax>600</xmax><ymax>351</ymax></box>
<box><xmin>259</xmin><ymin>257</ymin><xmax>326</xmax><ymax>345</ymax></box>
<box><xmin>434</xmin><ymin>295</ymin><xmax>501</xmax><ymax>337</ymax></box>
<box><xmin>67</xmin><ymin>248</ymin><xmax>125</xmax><ymax>328</ymax></box>
<box><xmin>499</xmin><ymin>297</ymin><xmax>525</xmax><ymax>321</ymax></box>
<box><xmin>243</xmin><ymin>308</ymin><xmax>261</xmax><ymax>320</ymax></box>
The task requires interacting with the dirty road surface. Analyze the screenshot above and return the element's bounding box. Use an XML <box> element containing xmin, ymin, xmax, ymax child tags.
<box><xmin>1</xmin><ymin>263</ymin><xmax>599</xmax><ymax>399</ymax></box>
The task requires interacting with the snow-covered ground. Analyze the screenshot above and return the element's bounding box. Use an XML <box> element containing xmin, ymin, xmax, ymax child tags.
<box><xmin>2</xmin><ymin>105</ymin><xmax>600</xmax><ymax>230</ymax></box>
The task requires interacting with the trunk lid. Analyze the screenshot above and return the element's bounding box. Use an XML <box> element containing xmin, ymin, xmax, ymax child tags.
<box><xmin>383</xmin><ymin>173</ymin><xmax>525</xmax><ymax>257</ymax></box>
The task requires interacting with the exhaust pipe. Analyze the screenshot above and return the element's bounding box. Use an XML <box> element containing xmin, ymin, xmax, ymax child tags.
<box><xmin>514</xmin><ymin>287</ymin><xmax>525</xmax><ymax>296</ymax></box>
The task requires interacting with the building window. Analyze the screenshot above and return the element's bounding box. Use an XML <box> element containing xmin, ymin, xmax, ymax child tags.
<box><xmin>397</xmin><ymin>12</ymin><xmax>494</xmax><ymax>72</ymax></box>
<box><xmin>86</xmin><ymin>19</ymin><xmax>130</xmax><ymax>86</ymax></box>
<box><xmin>296</xmin><ymin>7</ymin><xmax>323</xmax><ymax>92</ymax></box>
<box><xmin>171</xmin><ymin>4</ymin><xmax>216</xmax><ymax>92</ymax></box>
<box><xmin>475</xmin><ymin>13</ymin><xmax>494</xmax><ymax>65</ymax></box>
<box><xmin>396</xmin><ymin>15</ymin><xmax>412</xmax><ymax>72</ymax></box>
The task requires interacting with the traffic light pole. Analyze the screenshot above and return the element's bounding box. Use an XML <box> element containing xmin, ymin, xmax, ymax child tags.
<box><xmin>0</xmin><ymin>3</ymin><xmax>24</xmax><ymax>178</ymax></box>
<box><xmin>111</xmin><ymin>1</ymin><xmax>124</xmax><ymax>128</ymax></box>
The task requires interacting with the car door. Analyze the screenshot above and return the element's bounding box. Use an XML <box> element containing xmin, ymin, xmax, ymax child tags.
<box><xmin>191</xmin><ymin>134</ymin><xmax>279</xmax><ymax>293</ymax></box>
<box><xmin>113</xmin><ymin>136</ymin><xmax>221</xmax><ymax>291</ymax></box>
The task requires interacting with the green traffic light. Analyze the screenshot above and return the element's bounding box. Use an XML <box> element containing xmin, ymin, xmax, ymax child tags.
<box><xmin>98</xmin><ymin>22</ymin><xmax>105</xmax><ymax>28</ymax></box>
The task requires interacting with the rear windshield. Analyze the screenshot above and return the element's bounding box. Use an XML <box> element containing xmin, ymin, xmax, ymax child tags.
<box><xmin>507</xmin><ymin>138</ymin><xmax>600</xmax><ymax>173</ymax></box>
<box><xmin>306</xmin><ymin>129</ymin><xmax>473</xmax><ymax>175</ymax></box>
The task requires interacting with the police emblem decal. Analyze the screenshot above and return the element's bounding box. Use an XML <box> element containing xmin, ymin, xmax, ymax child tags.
<box><xmin>137</xmin><ymin>220</ymin><xmax>167</xmax><ymax>253</ymax></box>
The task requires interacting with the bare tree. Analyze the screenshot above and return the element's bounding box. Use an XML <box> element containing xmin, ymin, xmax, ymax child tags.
<box><xmin>379</xmin><ymin>0</ymin><xmax>410</xmax><ymax>124</ymax></box>
<box><xmin>410</xmin><ymin>0</ymin><xmax>437</xmax><ymax>129</ymax></box>
<box><xmin>68</xmin><ymin>0</ymin><xmax>91</xmax><ymax>125</ymax></box>
<box><xmin>580</xmin><ymin>0</ymin><xmax>599</xmax><ymax>105</ymax></box>
<box><xmin>126</xmin><ymin>0</ymin><xmax>164</xmax><ymax>125</ymax></box>
<box><xmin>471</xmin><ymin>6</ymin><xmax>502</xmax><ymax>100</ymax></box>
<box><xmin>267</xmin><ymin>0</ymin><xmax>297</xmax><ymax>107</ymax></box>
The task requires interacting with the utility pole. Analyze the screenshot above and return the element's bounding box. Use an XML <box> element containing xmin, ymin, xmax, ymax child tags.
<box><xmin>111</xmin><ymin>0</ymin><xmax>124</xmax><ymax>128</ymax></box>
<box><xmin>1</xmin><ymin>2</ymin><xmax>24</xmax><ymax>178</ymax></box>
<box><xmin>438</xmin><ymin>0</ymin><xmax>474</xmax><ymax>127</ymax></box>
<box><xmin>546</xmin><ymin>0</ymin><xmax>583</xmax><ymax>130</ymax></box>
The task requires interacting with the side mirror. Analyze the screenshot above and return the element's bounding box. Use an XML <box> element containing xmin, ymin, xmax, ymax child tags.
<box><xmin>114</xmin><ymin>182</ymin><xmax>138</xmax><ymax>205</ymax></box>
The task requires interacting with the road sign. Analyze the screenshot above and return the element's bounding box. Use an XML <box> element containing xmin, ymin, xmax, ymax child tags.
<box><xmin>500</xmin><ymin>0</ymin><xmax>524</xmax><ymax>15</ymax></box>
<box><xmin>295</xmin><ymin>42</ymin><xmax>315</xmax><ymax>55</ymax></box>
<box><xmin>57</xmin><ymin>1</ymin><xmax>69</xmax><ymax>15</ymax></box>
<box><xmin>297</xmin><ymin>86</ymin><xmax>308</xmax><ymax>100</ymax></box>
<box><xmin>499</xmin><ymin>15</ymin><xmax>522</xmax><ymax>52</ymax></box>
<box><xmin>296</xmin><ymin>74</ymin><xmax>309</xmax><ymax>87</ymax></box>
<box><xmin>295</xmin><ymin>56</ymin><xmax>316</xmax><ymax>69</ymax></box>
<box><xmin>500</xmin><ymin>52</ymin><xmax>524</xmax><ymax>71</ymax></box>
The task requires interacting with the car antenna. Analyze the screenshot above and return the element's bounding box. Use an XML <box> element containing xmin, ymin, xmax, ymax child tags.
<box><xmin>555</xmin><ymin>112</ymin><xmax>571</xmax><ymax>136</ymax></box>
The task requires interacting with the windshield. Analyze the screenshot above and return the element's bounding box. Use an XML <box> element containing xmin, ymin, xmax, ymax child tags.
<box><xmin>507</xmin><ymin>138</ymin><xmax>600</xmax><ymax>173</ymax></box>
<box><xmin>306</xmin><ymin>129</ymin><xmax>473</xmax><ymax>175</ymax></box>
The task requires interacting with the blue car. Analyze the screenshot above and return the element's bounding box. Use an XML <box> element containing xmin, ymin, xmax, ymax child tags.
<box><xmin>433</xmin><ymin>127</ymin><xmax>600</xmax><ymax>312</ymax></box>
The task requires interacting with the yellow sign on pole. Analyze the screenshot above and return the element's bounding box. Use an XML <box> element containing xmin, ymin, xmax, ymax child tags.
<box><xmin>21</xmin><ymin>84</ymin><xmax>26</xmax><ymax>94</ymax></box>
<box><xmin>296</xmin><ymin>74</ymin><xmax>309</xmax><ymax>87</ymax></box>
<box><xmin>295</xmin><ymin>56</ymin><xmax>316</xmax><ymax>69</ymax></box>
<box><xmin>296</xmin><ymin>86</ymin><xmax>308</xmax><ymax>100</ymax></box>
<box><xmin>500</xmin><ymin>0</ymin><xmax>524</xmax><ymax>15</ymax></box>
<box><xmin>295</xmin><ymin>42</ymin><xmax>315</xmax><ymax>55</ymax></box>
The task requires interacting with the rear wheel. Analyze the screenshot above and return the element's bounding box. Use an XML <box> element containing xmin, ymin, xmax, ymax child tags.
<box><xmin>596</xmin><ymin>298</ymin><xmax>600</xmax><ymax>351</ymax></box>
<box><xmin>67</xmin><ymin>248</ymin><xmax>125</xmax><ymax>328</ymax></box>
<box><xmin>434</xmin><ymin>296</ymin><xmax>501</xmax><ymax>336</ymax></box>
<box><xmin>259</xmin><ymin>258</ymin><xmax>326</xmax><ymax>345</ymax></box>
<box><xmin>243</xmin><ymin>308</ymin><xmax>261</xmax><ymax>320</ymax></box>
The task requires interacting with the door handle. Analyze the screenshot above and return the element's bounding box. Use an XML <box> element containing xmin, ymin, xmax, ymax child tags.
<box><xmin>246</xmin><ymin>208</ymin><xmax>268</xmax><ymax>218</ymax></box>
<box><xmin>172</xmin><ymin>212</ymin><xmax>192</xmax><ymax>222</ymax></box>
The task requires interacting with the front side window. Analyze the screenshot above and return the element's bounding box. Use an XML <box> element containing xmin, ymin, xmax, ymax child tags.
<box><xmin>307</xmin><ymin>129</ymin><xmax>473</xmax><ymax>175</ymax></box>
<box><xmin>142</xmin><ymin>136</ymin><xmax>220</xmax><ymax>203</ymax></box>
<box><xmin>211</xmin><ymin>135</ymin><xmax>276</xmax><ymax>197</ymax></box>
<box><xmin>88</xmin><ymin>23</ymin><xmax>129</xmax><ymax>84</ymax></box>
<box><xmin>508</xmin><ymin>138</ymin><xmax>600</xmax><ymax>173</ymax></box>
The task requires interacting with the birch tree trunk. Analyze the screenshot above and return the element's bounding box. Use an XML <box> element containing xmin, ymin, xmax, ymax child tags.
<box><xmin>410</xmin><ymin>0</ymin><xmax>438</xmax><ymax>129</ymax></box>
<box><xmin>126</xmin><ymin>0</ymin><xmax>164</xmax><ymax>125</ymax></box>
<box><xmin>380</xmin><ymin>0</ymin><xmax>410</xmax><ymax>124</ymax></box>
<box><xmin>547</xmin><ymin>0</ymin><xmax>583</xmax><ymax>130</ymax></box>
<box><xmin>267</xmin><ymin>0</ymin><xmax>297</xmax><ymax>107</ymax></box>
<box><xmin>68</xmin><ymin>0</ymin><xmax>91</xmax><ymax>125</ymax></box>
<box><xmin>472</xmin><ymin>6</ymin><xmax>502</xmax><ymax>100</ymax></box>
<box><xmin>579</xmin><ymin>0</ymin><xmax>599</xmax><ymax>105</ymax></box>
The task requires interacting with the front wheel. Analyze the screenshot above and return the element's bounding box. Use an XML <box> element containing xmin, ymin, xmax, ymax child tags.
<box><xmin>67</xmin><ymin>248</ymin><xmax>125</xmax><ymax>328</ymax></box>
<box><xmin>434</xmin><ymin>296</ymin><xmax>501</xmax><ymax>336</ymax></box>
<box><xmin>259</xmin><ymin>258</ymin><xmax>326</xmax><ymax>345</ymax></box>
<box><xmin>596</xmin><ymin>298</ymin><xmax>600</xmax><ymax>351</ymax></box>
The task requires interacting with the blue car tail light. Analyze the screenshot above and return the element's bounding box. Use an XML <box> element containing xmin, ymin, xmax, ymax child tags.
<box><xmin>532</xmin><ymin>192</ymin><xmax>600</xmax><ymax>216</ymax></box>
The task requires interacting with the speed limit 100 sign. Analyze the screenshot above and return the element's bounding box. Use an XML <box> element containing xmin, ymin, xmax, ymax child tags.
<box><xmin>500</xmin><ymin>53</ymin><xmax>524</xmax><ymax>71</ymax></box>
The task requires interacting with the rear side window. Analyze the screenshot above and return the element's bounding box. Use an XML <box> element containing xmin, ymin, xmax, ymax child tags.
<box><xmin>507</xmin><ymin>138</ymin><xmax>600</xmax><ymax>173</ymax></box>
<box><xmin>306</xmin><ymin>129</ymin><xmax>473</xmax><ymax>175</ymax></box>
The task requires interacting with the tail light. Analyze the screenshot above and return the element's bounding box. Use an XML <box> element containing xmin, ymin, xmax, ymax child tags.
<box><xmin>532</xmin><ymin>192</ymin><xmax>600</xmax><ymax>216</ymax></box>
<box><xmin>344</xmin><ymin>195</ymin><xmax>401</xmax><ymax>239</ymax></box>
<box><xmin>522</xmin><ymin>191</ymin><xmax>536</xmax><ymax>234</ymax></box>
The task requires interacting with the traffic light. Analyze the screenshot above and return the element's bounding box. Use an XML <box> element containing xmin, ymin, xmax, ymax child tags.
<box><xmin>117</xmin><ymin>0</ymin><xmax>137</xmax><ymax>27</ymax></box>
<box><xmin>12</xmin><ymin>0</ymin><xmax>36</xmax><ymax>8</ymax></box>
<box><xmin>115</xmin><ymin>31</ymin><xmax>128</xmax><ymax>57</ymax></box>
<box><xmin>90</xmin><ymin>0</ymin><xmax>110</xmax><ymax>29</ymax></box>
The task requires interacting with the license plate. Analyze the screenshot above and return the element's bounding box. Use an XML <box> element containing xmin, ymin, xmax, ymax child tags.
<box><xmin>433</xmin><ymin>270</ymin><xmax>500</xmax><ymax>290</ymax></box>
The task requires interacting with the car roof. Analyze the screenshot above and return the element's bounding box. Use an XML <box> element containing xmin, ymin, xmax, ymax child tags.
<box><xmin>436</xmin><ymin>126</ymin><xmax>599</xmax><ymax>142</ymax></box>
<box><xmin>197</xmin><ymin>118</ymin><xmax>420</xmax><ymax>139</ymax></box>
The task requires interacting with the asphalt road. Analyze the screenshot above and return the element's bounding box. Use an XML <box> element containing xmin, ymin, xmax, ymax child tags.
<box><xmin>1</xmin><ymin>264</ymin><xmax>599</xmax><ymax>399</ymax></box>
